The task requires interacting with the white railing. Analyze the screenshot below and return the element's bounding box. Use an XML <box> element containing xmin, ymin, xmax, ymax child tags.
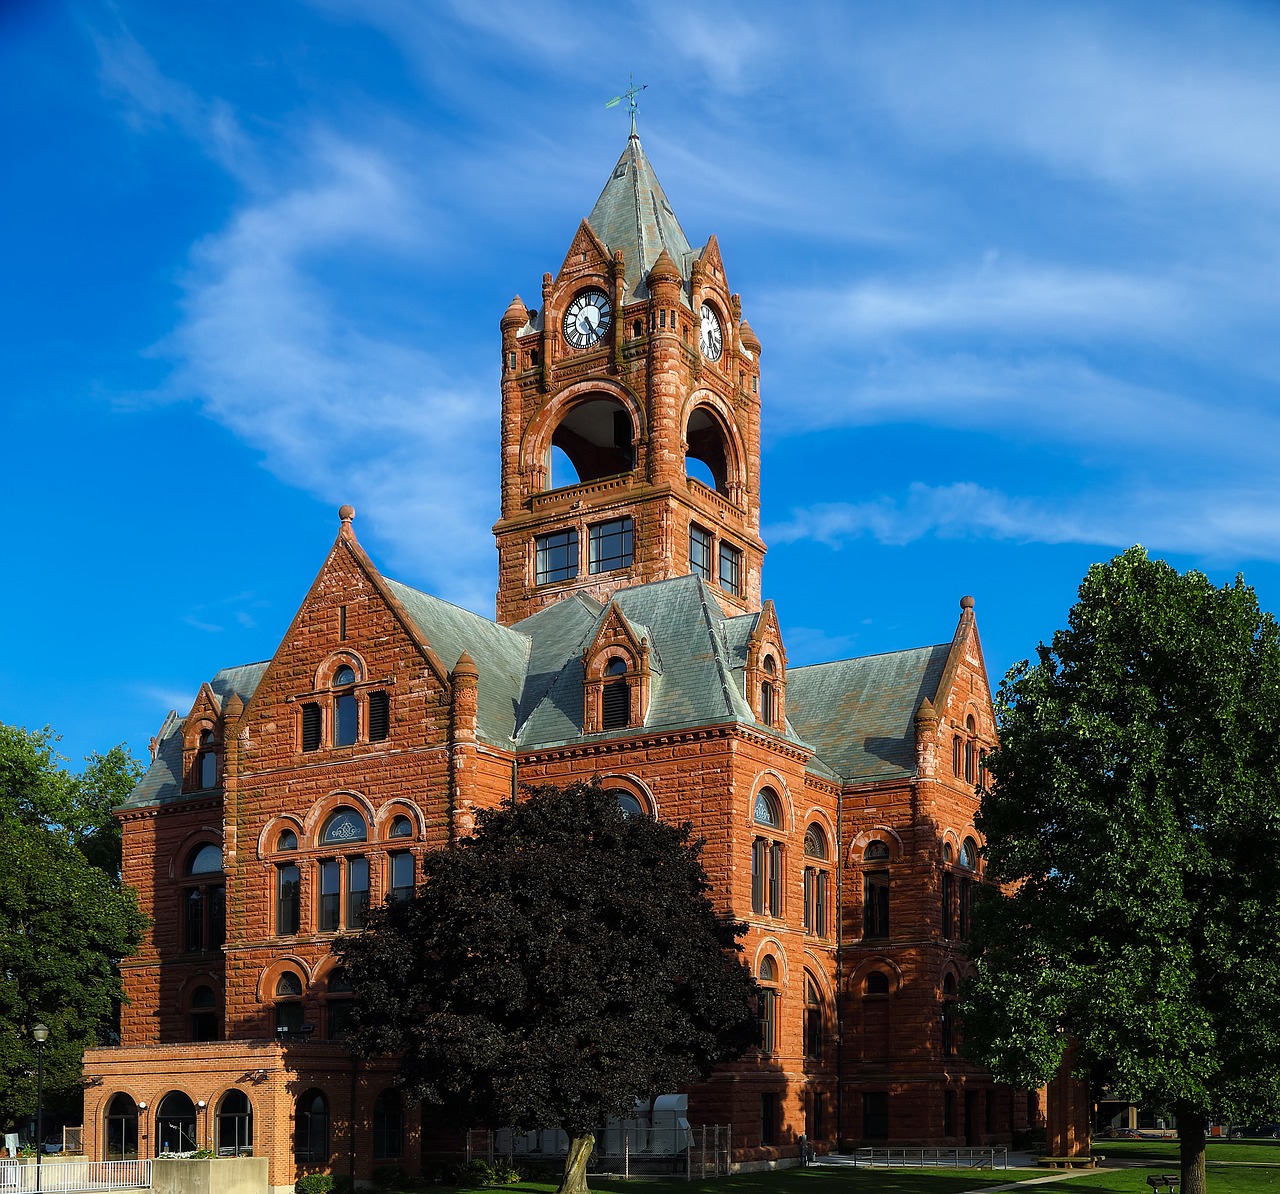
<box><xmin>468</xmin><ymin>1124</ymin><xmax>733</xmax><ymax>1179</ymax></box>
<box><xmin>0</xmin><ymin>1160</ymin><xmax>152</xmax><ymax>1192</ymax></box>
<box><xmin>851</xmin><ymin>1147</ymin><xmax>1008</xmax><ymax>1169</ymax></box>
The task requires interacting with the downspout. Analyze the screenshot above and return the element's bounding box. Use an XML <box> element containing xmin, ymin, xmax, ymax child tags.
<box><xmin>835</xmin><ymin>781</ymin><xmax>844</xmax><ymax>1151</ymax></box>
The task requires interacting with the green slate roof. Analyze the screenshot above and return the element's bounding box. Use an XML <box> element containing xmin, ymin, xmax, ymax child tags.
<box><xmin>785</xmin><ymin>645</ymin><xmax>951</xmax><ymax>783</ymax></box>
<box><xmin>587</xmin><ymin>134</ymin><xmax>696</xmax><ymax>302</ymax></box>
<box><xmin>120</xmin><ymin>575</ymin><xmax>953</xmax><ymax>809</ymax></box>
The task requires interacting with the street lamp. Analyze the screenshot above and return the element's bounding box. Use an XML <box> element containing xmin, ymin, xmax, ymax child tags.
<box><xmin>31</xmin><ymin>1023</ymin><xmax>48</xmax><ymax>1193</ymax></box>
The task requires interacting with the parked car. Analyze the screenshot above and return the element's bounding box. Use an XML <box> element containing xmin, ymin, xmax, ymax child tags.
<box><xmin>42</xmin><ymin>1137</ymin><xmax>63</xmax><ymax>1155</ymax></box>
<box><xmin>1232</xmin><ymin>1124</ymin><xmax>1280</xmax><ymax>1139</ymax></box>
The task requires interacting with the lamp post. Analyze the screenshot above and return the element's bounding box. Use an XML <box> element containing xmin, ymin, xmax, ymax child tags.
<box><xmin>32</xmin><ymin>1023</ymin><xmax>48</xmax><ymax>1193</ymax></box>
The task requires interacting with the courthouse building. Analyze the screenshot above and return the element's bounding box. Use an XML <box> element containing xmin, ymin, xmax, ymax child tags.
<box><xmin>83</xmin><ymin>130</ymin><xmax>1028</xmax><ymax>1188</ymax></box>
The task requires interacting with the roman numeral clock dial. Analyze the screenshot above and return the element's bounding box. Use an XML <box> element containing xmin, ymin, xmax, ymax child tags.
<box><xmin>562</xmin><ymin>288</ymin><xmax>613</xmax><ymax>349</ymax></box>
<box><xmin>699</xmin><ymin>302</ymin><xmax>723</xmax><ymax>362</ymax></box>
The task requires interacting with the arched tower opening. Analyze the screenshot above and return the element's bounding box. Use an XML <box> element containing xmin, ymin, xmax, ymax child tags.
<box><xmin>685</xmin><ymin>406</ymin><xmax>731</xmax><ymax>496</ymax></box>
<box><xmin>547</xmin><ymin>397</ymin><xmax>634</xmax><ymax>490</ymax></box>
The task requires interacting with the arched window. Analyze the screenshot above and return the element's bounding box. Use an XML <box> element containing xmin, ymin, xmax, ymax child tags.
<box><xmin>959</xmin><ymin>838</ymin><xmax>977</xmax><ymax>869</ymax></box>
<box><xmin>803</xmin><ymin>825</ymin><xmax>831</xmax><ymax>938</ymax></box>
<box><xmin>602</xmin><ymin>657</ymin><xmax>630</xmax><ymax>731</ymax></box>
<box><xmin>277</xmin><ymin>829</ymin><xmax>298</xmax><ymax>851</ymax></box>
<box><xmin>865</xmin><ymin>840</ymin><xmax>890</xmax><ymax>861</ymax></box>
<box><xmin>183</xmin><ymin>845</ymin><xmax>225</xmax><ymax>955</ymax></box>
<box><xmin>389</xmin><ymin>815</ymin><xmax>413</xmax><ymax>838</ymax></box>
<box><xmin>864</xmin><ymin>971</ymin><xmax>890</xmax><ymax>995</ymax></box>
<box><xmin>189</xmin><ymin>984</ymin><xmax>219</xmax><ymax>1042</ymax></box>
<box><xmin>757</xmin><ymin>956</ymin><xmax>779</xmax><ymax>1055</ymax></box>
<box><xmin>217</xmin><ymin>1090</ymin><xmax>253</xmax><ymax>1156</ymax></box>
<box><xmin>275</xmin><ymin>972</ymin><xmax>306</xmax><ymax>1036</ymax></box>
<box><xmin>751</xmin><ymin>788</ymin><xmax>784</xmax><ymax>917</ymax></box>
<box><xmin>104</xmin><ymin>1093</ymin><xmax>138</xmax><ymax>1161</ymax></box>
<box><xmin>326</xmin><ymin>971</ymin><xmax>354</xmax><ymax>1041</ymax></box>
<box><xmin>197</xmin><ymin>730</ymin><xmax>217</xmax><ymax>790</ymax></box>
<box><xmin>320</xmin><ymin>808</ymin><xmax>367</xmax><ymax>846</ymax></box>
<box><xmin>804</xmin><ymin>976</ymin><xmax>825</xmax><ymax>1061</ymax></box>
<box><xmin>685</xmin><ymin>406</ymin><xmax>732</xmax><ymax>496</ymax></box>
<box><xmin>316</xmin><ymin>809</ymin><xmax>370</xmax><ymax>932</ymax></box>
<box><xmin>295</xmin><ymin>1090</ymin><xmax>330</xmax><ymax>1163</ymax></box>
<box><xmin>157</xmin><ymin>1092</ymin><xmax>198</xmax><ymax>1155</ymax></box>
<box><xmin>333</xmin><ymin>667</ymin><xmax>357</xmax><ymax>747</ymax></box>
<box><xmin>373</xmin><ymin>1089</ymin><xmax>403</xmax><ymax>1160</ymax></box>
<box><xmin>608</xmin><ymin>789</ymin><xmax>646</xmax><ymax>818</ymax></box>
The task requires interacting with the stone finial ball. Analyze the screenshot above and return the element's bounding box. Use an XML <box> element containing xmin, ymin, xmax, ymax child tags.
<box><xmin>339</xmin><ymin>504</ymin><xmax>355</xmax><ymax>522</ymax></box>
<box><xmin>960</xmin><ymin>595</ymin><xmax>975</xmax><ymax>610</ymax></box>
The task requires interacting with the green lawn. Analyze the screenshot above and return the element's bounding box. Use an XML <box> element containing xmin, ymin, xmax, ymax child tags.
<box><xmin>1095</xmin><ymin>1141</ymin><xmax>1280</xmax><ymax>1167</ymax></box>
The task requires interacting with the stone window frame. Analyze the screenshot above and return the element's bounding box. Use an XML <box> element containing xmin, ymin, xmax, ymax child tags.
<box><xmin>802</xmin><ymin>821</ymin><xmax>833</xmax><ymax>939</ymax></box>
<box><xmin>746</xmin><ymin>643</ymin><xmax>786</xmax><ymax>732</ymax></box>
<box><xmin>295</xmin><ymin>652</ymin><xmax>391</xmax><ymax>753</ymax></box>
<box><xmin>940</xmin><ymin>830</ymin><xmax>982</xmax><ymax>941</ymax></box>
<box><xmin>582</xmin><ymin>641</ymin><xmax>651</xmax><ymax>734</ymax></box>
<box><xmin>180</xmin><ymin>840</ymin><xmax>225</xmax><ymax>957</ymax></box>
<box><xmin>750</xmin><ymin>784</ymin><xmax>789</xmax><ymax>919</ymax></box>
<box><xmin>851</xmin><ymin>830</ymin><xmax>900</xmax><ymax>943</ymax></box>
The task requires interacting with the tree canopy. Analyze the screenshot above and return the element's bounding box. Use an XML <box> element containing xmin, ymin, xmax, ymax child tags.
<box><xmin>0</xmin><ymin>725</ymin><xmax>148</xmax><ymax>1133</ymax></box>
<box><xmin>337</xmin><ymin>780</ymin><xmax>758</xmax><ymax>1194</ymax></box>
<box><xmin>961</xmin><ymin>548</ymin><xmax>1280</xmax><ymax>1192</ymax></box>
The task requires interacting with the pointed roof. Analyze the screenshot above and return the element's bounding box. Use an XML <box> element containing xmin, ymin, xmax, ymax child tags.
<box><xmin>587</xmin><ymin>135</ymin><xmax>694</xmax><ymax>301</ymax></box>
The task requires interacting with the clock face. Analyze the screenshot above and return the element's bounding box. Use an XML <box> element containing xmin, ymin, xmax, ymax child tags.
<box><xmin>699</xmin><ymin>302</ymin><xmax>723</xmax><ymax>362</ymax></box>
<box><xmin>562</xmin><ymin>289</ymin><xmax>613</xmax><ymax>350</ymax></box>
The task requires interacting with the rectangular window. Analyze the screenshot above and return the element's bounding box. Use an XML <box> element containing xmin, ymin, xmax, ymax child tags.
<box><xmin>191</xmin><ymin>1012</ymin><xmax>218</xmax><ymax>1043</ymax></box>
<box><xmin>864</xmin><ymin>1092</ymin><xmax>889</xmax><ymax>1141</ymax></box>
<box><xmin>804</xmin><ymin>1003</ymin><xmax>823</xmax><ymax>1060</ymax></box>
<box><xmin>588</xmin><ymin>517</ymin><xmax>634</xmax><ymax>574</ymax></box>
<box><xmin>275</xmin><ymin>1001</ymin><xmax>305</xmax><ymax>1035</ymax></box>
<box><xmin>277</xmin><ymin>864</ymin><xmax>301</xmax><ymax>935</ymax></box>
<box><xmin>768</xmin><ymin>841</ymin><xmax>783</xmax><ymax>917</ymax></box>
<box><xmin>761</xmin><ymin>1092</ymin><xmax>779</xmax><ymax>1146</ymax></box>
<box><xmin>689</xmin><ymin>525</ymin><xmax>712</xmax><ymax>580</ymax></box>
<box><xmin>319</xmin><ymin>860</ymin><xmax>341</xmax><ymax>931</ymax></box>
<box><xmin>369</xmin><ymin>690</ymin><xmax>390</xmax><ymax>741</ymax></box>
<box><xmin>814</xmin><ymin>870</ymin><xmax>829</xmax><ymax>938</ymax></box>
<box><xmin>301</xmin><ymin>702</ymin><xmax>321</xmax><ymax>752</ymax></box>
<box><xmin>758</xmin><ymin>990</ymin><xmax>776</xmax><ymax>1055</ymax></box>
<box><xmin>184</xmin><ymin>889</ymin><xmax>205</xmax><ymax>952</ymax></box>
<box><xmin>959</xmin><ymin>877</ymin><xmax>973</xmax><ymax>939</ymax></box>
<box><xmin>347</xmin><ymin>857</ymin><xmax>370</xmax><ymax>930</ymax></box>
<box><xmin>751</xmin><ymin>838</ymin><xmax>766</xmax><ymax>914</ymax></box>
<box><xmin>339</xmin><ymin>605</ymin><xmax>347</xmax><ymax>641</ymax></box>
<box><xmin>719</xmin><ymin>541</ymin><xmax>742</xmax><ymax>596</ymax></box>
<box><xmin>334</xmin><ymin>692</ymin><xmax>357</xmax><ymax>747</ymax></box>
<box><xmin>535</xmin><ymin>529</ymin><xmax>579</xmax><ymax>585</ymax></box>
<box><xmin>208</xmin><ymin>885</ymin><xmax>226</xmax><ymax>952</ymax></box>
<box><xmin>602</xmin><ymin>679</ymin><xmax>630</xmax><ymax>730</ymax></box>
<box><xmin>864</xmin><ymin>870</ymin><xmax>890</xmax><ymax>938</ymax></box>
<box><xmin>942</xmin><ymin>871</ymin><xmax>955</xmax><ymax>939</ymax></box>
<box><xmin>803</xmin><ymin>867</ymin><xmax>814</xmax><ymax>932</ymax></box>
<box><xmin>389</xmin><ymin>851</ymin><xmax>415</xmax><ymax>901</ymax></box>
<box><xmin>327</xmin><ymin>1001</ymin><xmax>353</xmax><ymax>1041</ymax></box>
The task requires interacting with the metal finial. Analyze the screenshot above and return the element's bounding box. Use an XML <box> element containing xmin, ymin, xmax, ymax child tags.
<box><xmin>605</xmin><ymin>74</ymin><xmax>648</xmax><ymax>136</ymax></box>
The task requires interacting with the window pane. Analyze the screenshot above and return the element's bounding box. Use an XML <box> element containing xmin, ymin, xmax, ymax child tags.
<box><xmin>588</xmin><ymin>517</ymin><xmax>634</xmax><ymax>574</ymax></box>
<box><xmin>815</xmin><ymin>870</ymin><xmax>828</xmax><ymax>938</ymax></box>
<box><xmin>276</xmin><ymin>1001</ymin><xmax>305</xmax><ymax>1034</ymax></box>
<box><xmin>754</xmin><ymin>788</ymin><xmax>781</xmax><ymax>827</ymax></box>
<box><xmin>535</xmin><ymin>529</ymin><xmax>579</xmax><ymax>584</ymax></box>
<box><xmin>319</xmin><ymin>860</ymin><xmax>341</xmax><ymax>931</ymax></box>
<box><xmin>334</xmin><ymin>693</ymin><xmax>357</xmax><ymax>746</ymax></box>
<box><xmin>198</xmin><ymin>750</ymin><xmax>217</xmax><ymax>789</ymax></box>
<box><xmin>803</xmin><ymin>868</ymin><xmax>814</xmax><ymax>932</ymax></box>
<box><xmin>278</xmin><ymin>865</ymin><xmax>301</xmax><ymax>935</ymax></box>
<box><xmin>321</xmin><ymin>809</ymin><xmax>367</xmax><ymax>844</ymax></box>
<box><xmin>719</xmin><ymin>542</ymin><xmax>742</xmax><ymax>596</ymax></box>
<box><xmin>689</xmin><ymin>526</ymin><xmax>712</xmax><ymax>579</ymax></box>
<box><xmin>208</xmin><ymin>884</ymin><xmax>226</xmax><ymax>951</ymax></box>
<box><xmin>348</xmin><ymin>857</ymin><xmax>370</xmax><ymax>930</ymax></box>
<box><xmin>189</xmin><ymin>844</ymin><xmax>223</xmax><ymax>875</ymax></box>
<box><xmin>185</xmin><ymin>889</ymin><xmax>205</xmax><ymax>952</ymax></box>
<box><xmin>864</xmin><ymin>870</ymin><xmax>890</xmax><ymax>938</ymax></box>
<box><xmin>768</xmin><ymin>841</ymin><xmax>783</xmax><ymax>917</ymax></box>
<box><xmin>373</xmin><ymin>1090</ymin><xmax>403</xmax><ymax>1160</ymax></box>
<box><xmin>751</xmin><ymin>838</ymin><xmax>766</xmax><ymax>914</ymax></box>
<box><xmin>390</xmin><ymin>852</ymin><xmax>415</xmax><ymax>900</ymax></box>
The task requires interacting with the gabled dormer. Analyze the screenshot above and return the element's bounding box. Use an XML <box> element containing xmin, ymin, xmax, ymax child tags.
<box><xmin>182</xmin><ymin>683</ymin><xmax>224</xmax><ymax>793</ymax></box>
<box><xmin>745</xmin><ymin>600</ymin><xmax>787</xmax><ymax>732</ymax></box>
<box><xmin>582</xmin><ymin>602</ymin><xmax>654</xmax><ymax>734</ymax></box>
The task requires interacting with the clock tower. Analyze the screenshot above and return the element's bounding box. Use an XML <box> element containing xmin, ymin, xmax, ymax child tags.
<box><xmin>493</xmin><ymin>131</ymin><xmax>766</xmax><ymax>626</ymax></box>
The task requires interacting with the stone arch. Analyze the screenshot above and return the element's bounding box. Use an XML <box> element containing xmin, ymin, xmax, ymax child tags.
<box><xmin>375</xmin><ymin>800</ymin><xmax>426</xmax><ymax>839</ymax></box>
<box><xmin>522</xmin><ymin>380</ymin><xmax>645</xmax><ymax>491</ymax></box>
<box><xmin>851</xmin><ymin>955</ymin><xmax>904</xmax><ymax>995</ymax></box>
<box><xmin>166</xmin><ymin>828</ymin><xmax>222</xmax><ymax>880</ymax></box>
<box><xmin>752</xmin><ymin>937</ymin><xmax>789</xmax><ymax>987</ymax></box>
<box><xmin>681</xmin><ymin>392</ymin><xmax>747</xmax><ymax>500</ymax></box>
<box><xmin>848</xmin><ymin>824</ymin><xmax>904</xmax><ymax>863</ymax></box>
<box><xmin>312</xmin><ymin>650</ymin><xmax>367</xmax><ymax>691</ymax></box>
<box><xmin>255</xmin><ymin>955</ymin><xmax>314</xmax><ymax>1004</ymax></box>
<box><xmin>749</xmin><ymin>771</ymin><xmax>796</xmax><ymax>834</ymax></box>
<box><xmin>595</xmin><ymin>772</ymin><xmax>659</xmax><ymax>820</ymax></box>
<box><xmin>257</xmin><ymin>814</ymin><xmax>305</xmax><ymax>860</ymax></box>
<box><xmin>301</xmin><ymin>790</ymin><xmax>376</xmax><ymax>844</ymax></box>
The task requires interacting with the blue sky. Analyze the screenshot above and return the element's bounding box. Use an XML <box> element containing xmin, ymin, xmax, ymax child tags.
<box><xmin>6</xmin><ymin>0</ymin><xmax>1280</xmax><ymax>768</ymax></box>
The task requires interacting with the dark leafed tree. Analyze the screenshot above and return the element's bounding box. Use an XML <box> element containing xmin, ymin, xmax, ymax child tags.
<box><xmin>337</xmin><ymin>780</ymin><xmax>758</xmax><ymax>1194</ymax></box>
<box><xmin>961</xmin><ymin>548</ymin><xmax>1280</xmax><ymax>1194</ymax></box>
<box><xmin>0</xmin><ymin>725</ymin><xmax>148</xmax><ymax>1132</ymax></box>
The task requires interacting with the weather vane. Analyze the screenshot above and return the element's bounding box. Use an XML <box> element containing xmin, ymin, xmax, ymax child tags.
<box><xmin>606</xmin><ymin>74</ymin><xmax>648</xmax><ymax>136</ymax></box>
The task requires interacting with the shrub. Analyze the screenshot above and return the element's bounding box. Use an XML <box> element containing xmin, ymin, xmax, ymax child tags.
<box><xmin>296</xmin><ymin>1175</ymin><xmax>335</xmax><ymax>1194</ymax></box>
<box><xmin>372</xmin><ymin>1165</ymin><xmax>408</xmax><ymax>1189</ymax></box>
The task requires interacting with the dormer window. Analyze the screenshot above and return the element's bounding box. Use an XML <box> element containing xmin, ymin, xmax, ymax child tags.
<box><xmin>761</xmin><ymin>656</ymin><xmax>777</xmax><ymax>728</ymax></box>
<box><xmin>602</xmin><ymin>657</ymin><xmax>630</xmax><ymax>730</ymax></box>
<box><xmin>333</xmin><ymin>666</ymin><xmax>357</xmax><ymax>747</ymax></box>
<box><xmin>197</xmin><ymin>730</ymin><xmax>217</xmax><ymax>789</ymax></box>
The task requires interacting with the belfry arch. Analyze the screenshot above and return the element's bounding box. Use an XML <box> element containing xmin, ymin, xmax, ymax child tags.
<box><xmin>522</xmin><ymin>385</ymin><xmax>643</xmax><ymax>494</ymax></box>
<box><xmin>684</xmin><ymin>399</ymin><xmax>746</xmax><ymax>504</ymax></box>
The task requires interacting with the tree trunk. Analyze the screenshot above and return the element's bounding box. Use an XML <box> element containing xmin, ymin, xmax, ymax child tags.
<box><xmin>556</xmin><ymin>1131</ymin><xmax>595</xmax><ymax>1194</ymax></box>
<box><xmin>1177</xmin><ymin>1104</ymin><xmax>1208</xmax><ymax>1194</ymax></box>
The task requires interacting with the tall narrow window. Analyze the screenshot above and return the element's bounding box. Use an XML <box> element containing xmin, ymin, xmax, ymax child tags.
<box><xmin>864</xmin><ymin>870</ymin><xmax>890</xmax><ymax>938</ymax></box>
<box><xmin>689</xmin><ymin>525</ymin><xmax>712</xmax><ymax>580</ymax></box>
<box><xmin>863</xmin><ymin>1092</ymin><xmax>889</xmax><ymax>1141</ymax></box>
<box><xmin>190</xmin><ymin>984</ymin><xmax>219</xmax><ymax>1042</ymax></box>
<box><xmin>941</xmin><ymin>974</ymin><xmax>958</xmax><ymax>1055</ymax></box>
<box><xmin>535</xmin><ymin>529</ymin><xmax>579</xmax><ymax>584</ymax></box>
<box><xmin>751</xmin><ymin>837</ymin><xmax>766</xmax><ymax>914</ymax></box>
<box><xmin>184</xmin><ymin>844</ymin><xmax>224</xmax><ymax>953</ymax></box>
<box><xmin>368</xmin><ymin>690</ymin><xmax>390</xmax><ymax>741</ymax></box>
<box><xmin>768</xmin><ymin>840</ymin><xmax>783</xmax><ymax>917</ymax></box>
<box><xmin>217</xmin><ymin>1091</ymin><xmax>253</xmax><ymax>1156</ymax></box>
<box><xmin>339</xmin><ymin>605</ymin><xmax>347</xmax><ymax>641</ymax></box>
<box><xmin>347</xmin><ymin>857</ymin><xmax>370</xmax><ymax>930</ymax></box>
<box><xmin>373</xmin><ymin>1090</ymin><xmax>404</xmax><ymax>1159</ymax></box>
<box><xmin>804</xmin><ymin>977</ymin><xmax>824</xmax><ymax>1060</ymax></box>
<box><xmin>275</xmin><ymin>973</ymin><xmax>305</xmax><ymax>1034</ymax></box>
<box><xmin>197</xmin><ymin>730</ymin><xmax>217</xmax><ymax>789</ymax></box>
<box><xmin>389</xmin><ymin>851</ymin><xmax>415</xmax><ymax>901</ymax></box>
<box><xmin>761</xmin><ymin>681</ymin><xmax>776</xmax><ymax>728</ymax></box>
<box><xmin>761</xmin><ymin>1092</ymin><xmax>779</xmax><ymax>1146</ymax></box>
<box><xmin>326</xmin><ymin>971</ymin><xmax>354</xmax><ymax>1041</ymax></box>
<box><xmin>277</xmin><ymin>864</ymin><xmax>301</xmax><ymax>935</ymax></box>
<box><xmin>588</xmin><ymin>517</ymin><xmax>634</xmax><ymax>574</ymax></box>
<box><xmin>758</xmin><ymin>956</ymin><xmax>778</xmax><ymax>1054</ymax></box>
<box><xmin>319</xmin><ymin>860</ymin><xmax>341</xmax><ymax>931</ymax></box>
<box><xmin>941</xmin><ymin>870</ymin><xmax>955</xmax><ymax>939</ymax></box>
<box><xmin>719</xmin><ymin>541</ymin><xmax>742</xmax><ymax>597</ymax></box>
<box><xmin>334</xmin><ymin>663</ymin><xmax>357</xmax><ymax>747</ymax></box>
<box><xmin>294</xmin><ymin>1090</ymin><xmax>329</xmax><ymax>1163</ymax></box>
<box><xmin>602</xmin><ymin>657</ymin><xmax>630</xmax><ymax>730</ymax></box>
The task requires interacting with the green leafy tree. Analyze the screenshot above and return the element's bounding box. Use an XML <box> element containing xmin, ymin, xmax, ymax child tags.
<box><xmin>337</xmin><ymin>781</ymin><xmax>758</xmax><ymax>1194</ymax></box>
<box><xmin>961</xmin><ymin>548</ymin><xmax>1280</xmax><ymax>1194</ymax></box>
<box><xmin>0</xmin><ymin>725</ymin><xmax>148</xmax><ymax>1133</ymax></box>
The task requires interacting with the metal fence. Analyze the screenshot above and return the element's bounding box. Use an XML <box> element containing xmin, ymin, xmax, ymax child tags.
<box><xmin>468</xmin><ymin>1124</ymin><xmax>733</xmax><ymax>1179</ymax></box>
<box><xmin>850</xmin><ymin>1147</ymin><xmax>1008</xmax><ymax>1169</ymax></box>
<box><xmin>0</xmin><ymin>1160</ymin><xmax>152</xmax><ymax>1192</ymax></box>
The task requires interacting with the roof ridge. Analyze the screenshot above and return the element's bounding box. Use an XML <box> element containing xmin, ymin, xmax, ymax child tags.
<box><xmin>789</xmin><ymin>642</ymin><xmax>949</xmax><ymax>672</ymax></box>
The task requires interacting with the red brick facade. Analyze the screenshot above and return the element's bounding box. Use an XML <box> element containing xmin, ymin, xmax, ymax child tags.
<box><xmin>83</xmin><ymin>133</ymin><xmax>1036</xmax><ymax>1190</ymax></box>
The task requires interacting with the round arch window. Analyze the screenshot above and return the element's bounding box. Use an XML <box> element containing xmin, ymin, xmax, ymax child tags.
<box><xmin>188</xmin><ymin>844</ymin><xmax>222</xmax><ymax>875</ymax></box>
<box><xmin>276</xmin><ymin>828</ymin><xmax>298</xmax><ymax>851</ymax></box>
<box><xmin>959</xmin><ymin>837</ymin><xmax>978</xmax><ymax>870</ymax></box>
<box><xmin>865</xmin><ymin>840</ymin><xmax>890</xmax><ymax>861</ymax></box>
<box><xmin>389</xmin><ymin>815</ymin><xmax>413</xmax><ymax>838</ymax></box>
<box><xmin>753</xmin><ymin>787</ymin><xmax>781</xmax><ymax>828</ymax></box>
<box><xmin>320</xmin><ymin>808</ymin><xmax>368</xmax><ymax>845</ymax></box>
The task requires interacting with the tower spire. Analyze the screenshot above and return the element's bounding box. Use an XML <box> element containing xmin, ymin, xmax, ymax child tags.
<box><xmin>605</xmin><ymin>75</ymin><xmax>647</xmax><ymax>137</ymax></box>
